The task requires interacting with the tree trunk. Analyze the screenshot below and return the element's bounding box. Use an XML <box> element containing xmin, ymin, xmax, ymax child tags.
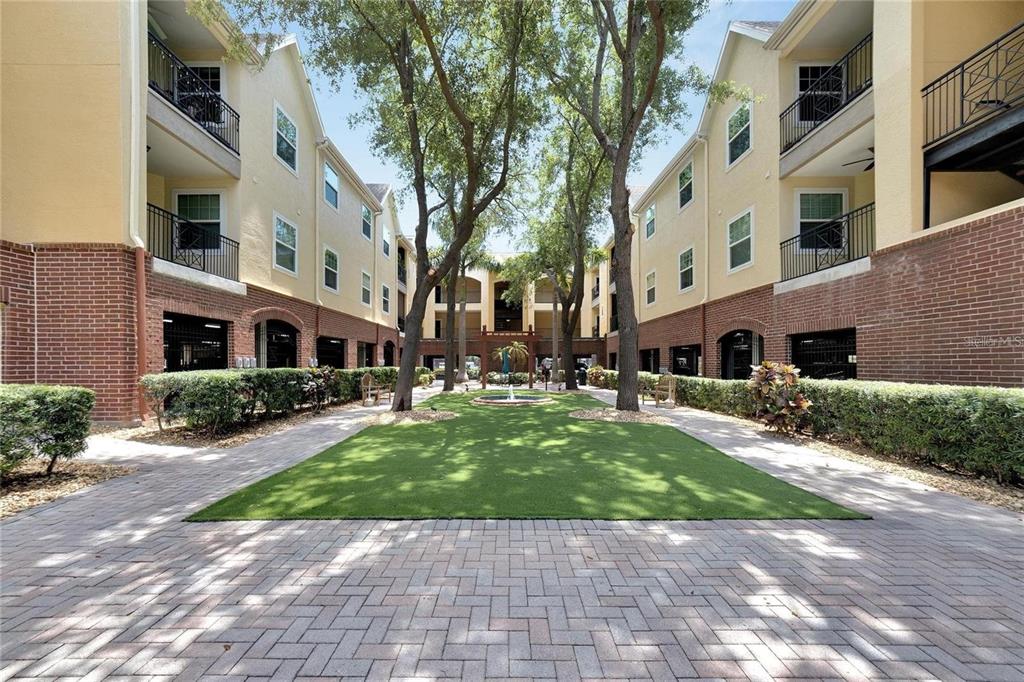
<box><xmin>456</xmin><ymin>268</ymin><xmax>468</xmax><ymax>383</ymax></box>
<box><xmin>393</xmin><ymin>282</ymin><xmax>433</xmax><ymax>411</ymax></box>
<box><xmin>562</xmin><ymin>305</ymin><xmax>578</xmax><ymax>390</ymax></box>
<box><xmin>610</xmin><ymin>178</ymin><xmax>639</xmax><ymax>411</ymax></box>
<box><xmin>443</xmin><ymin>273</ymin><xmax>457</xmax><ymax>391</ymax></box>
<box><xmin>551</xmin><ymin>295</ymin><xmax>559</xmax><ymax>385</ymax></box>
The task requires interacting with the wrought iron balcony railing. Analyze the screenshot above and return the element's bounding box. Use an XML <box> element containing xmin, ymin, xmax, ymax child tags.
<box><xmin>923</xmin><ymin>21</ymin><xmax>1024</xmax><ymax>147</ymax></box>
<box><xmin>147</xmin><ymin>203</ymin><xmax>240</xmax><ymax>282</ymax></box>
<box><xmin>398</xmin><ymin>316</ymin><xmax>406</xmax><ymax>333</ymax></box>
<box><xmin>398</xmin><ymin>263</ymin><xmax>407</xmax><ymax>285</ymax></box>
<box><xmin>780</xmin><ymin>203</ymin><xmax>874</xmax><ymax>282</ymax></box>
<box><xmin>591</xmin><ymin>282</ymin><xmax>600</xmax><ymax>300</ymax></box>
<box><xmin>148</xmin><ymin>32</ymin><xmax>240</xmax><ymax>153</ymax></box>
<box><xmin>780</xmin><ymin>34</ymin><xmax>873</xmax><ymax>153</ymax></box>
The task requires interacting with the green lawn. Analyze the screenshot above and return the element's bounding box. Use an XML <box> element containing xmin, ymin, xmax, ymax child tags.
<box><xmin>190</xmin><ymin>392</ymin><xmax>866</xmax><ymax>521</ymax></box>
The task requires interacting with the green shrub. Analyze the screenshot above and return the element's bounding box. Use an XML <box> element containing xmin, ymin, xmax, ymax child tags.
<box><xmin>466</xmin><ymin>367</ymin><xmax>481</xmax><ymax>380</ymax></box>
<box><xmin>139</xmin><ymin>366</ymin><xmax>421</xmax><ymax>433</ymax></box>
<box><xmin>486</xmin><ymin>371</ymin><xmax>530</xmax><ymax>385</ymax></box>
<box><xmin>0</xmin><ymin>385</ymin><xmax>94</xmax><ymax>475</ymax></box>
<box><xmin>415</xmin><ymin>366</ymin><xmax>435</xmax><ymax>388</ymax></box>
<box><xmin>673</xmin><ymin>374</ymin><xmax>1024</xmax><ymax>483</ymax></box>
<box><xmin>748</xmin><ymin>362</ymin><xmax>812</xmax><ymax>433</ymax></box>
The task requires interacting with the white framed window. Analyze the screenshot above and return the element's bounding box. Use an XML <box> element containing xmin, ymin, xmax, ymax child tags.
<box><xmin>645</xmin><ymin>205</ymin><xmax>655</xmax><ymax>239</ymax></box>
<box><xmin>382</xmin><ymin>226</ymin><xmax>391</xmax><ymax>257</ymax></box>
<box><xmin>324</xmin><ymin>162</ymin><xmax>339</xmax><ymax>209</ymax></box>
<box><xmin>645</xmin><ymin>270</ymin><xmax>656</xmax><ymax>305</ymax></box>
<box><xmin>273</xmin><ymin>213</ymin><xmax>298</xmax><ymax>275</ymax></box>
<box><xmin>361</xmin><ymin>204</ymin><xmax>372</xmax><ymax>241</ymax></box>
<box><xmin>796</xmin><ymin>189</ymin><xmax>847</xmax><ymax>250</ymax></box>
<box><xmin>172</xmin><ymin>191</ymin><xmax>223</xmax><ymax>250</ymax></box>
<box><xmin>678</xmin><ymin>161</ymin><xmax>693</xmax><ymax>210</ymax></box>
<box><xmin>678</xmin><ymin>247</ymin><xmax>694</xmax><ymax>292</ymax></box>
<box><xmin>727</xmin><ymin>208</ymin><xmax>754</xmax><ymax>272</ymax></box>
<box><xmin>726</xmin><ymin>103</ymin><xmax>751</xmax><ymax>167</ymax></box>
<box><xmin>323</xmin><ymin>246</ymin><xmax>339</xmax><ymax>292</ymax></box>
<box><xmin>382</xmin><ymin>284</ymin><xmax>390</xmax><ymax>313</ymax></box>
<box><xmin>274</xmin><ymin>102</ymin><xmax>297</xmax><ymax>172</ymax></box>
<box><xmin>361</xmin><ymin>271</ymin><xmax>371</xmax><ymax>306</ymax></box>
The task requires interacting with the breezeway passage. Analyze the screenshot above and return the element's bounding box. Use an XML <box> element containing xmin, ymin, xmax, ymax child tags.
<box><xmin>2</xmin><ymin>388</ymin><xmax>1022</xmax><ymax>680</ymax></box>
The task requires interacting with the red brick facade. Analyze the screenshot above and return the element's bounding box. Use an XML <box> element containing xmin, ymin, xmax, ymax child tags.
<box><xmin>1</xmin><ymin>242</ymin><xmax>399</xmax><ymax>422</ymax></box>
<box><xmin>615</xmin><ymin>204</ymin><xmax>1024</xmax><ymax>386</ymax></box>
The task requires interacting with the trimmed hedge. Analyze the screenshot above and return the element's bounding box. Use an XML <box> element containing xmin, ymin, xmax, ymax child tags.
<box><xmin>0</xmin><ymin>384</ymin><xmax>95</xmax><ymax>475</ymax></box>
<box><xmin>594</xmin><ymin>370</ymin><xmax>1024</xmax><ymax>483</ymax></box>
<box><xmin>140</xmin><ymin>366</ymin><xmax>430</xmax><ymax>433</ymax></box>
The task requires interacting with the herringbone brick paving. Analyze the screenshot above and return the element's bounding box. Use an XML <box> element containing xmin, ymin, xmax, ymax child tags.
<box><xmin>2</xmin><ymin>386</ymin><xmax>1022</xmax><ymax>680</ymax></box>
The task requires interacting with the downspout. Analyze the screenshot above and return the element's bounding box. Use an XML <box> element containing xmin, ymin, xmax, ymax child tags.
<box><xmin>697</xmin><ymin>134</ymin><xmax>710</xmax><ymax>376</ymax></box>
<box><xmin>128</xmin><ymin>0</ymin><xmax>148</xmax><ymax>418</ymax></box>
<box><xmin>314</xmin><ymin>139</ymin><xmax>329</xmax><ymax>363</ymax></box>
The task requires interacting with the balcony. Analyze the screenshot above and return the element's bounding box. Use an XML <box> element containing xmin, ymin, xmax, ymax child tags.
<box><xmin>148</xmin><ymin>203</ymin><xmax>239</xmax><ymax>282</ymax></box>
<box><xmin>398</xmin><ymin>263</ymin><xmax>407</xmax><ymax>287</ymax></box>
<box><xmin>780</xmin><ymin>34</ymin><xmax>873</xmax><ymax>154</ymax></box>
<box><xmin>924</xmin><ymin>22</ymin><xmax>1024</xmax><ymax>148</ymax></box>
<box><xmin>779</xmin><ymin>203</ymin><xmax>874</xmax><ymax>282</ymax></box>
<box><xmin>609</xmin><ymin>315</ymin><xmax>618</xmax><ymax>333</ymax></box>
<box><xmin>591</xmin><ymin>282</ymin><xmax>600</xmax><ymax>301</ymax></box>
<box><xmin>148</xmin><ymin>32</ymin><xmax>240</xmax><ymax>154</ymax></box>
<box><xmin>398</xmin><ymin>315</ymin><xmax>406</xmax><ymax>334</ymax></box>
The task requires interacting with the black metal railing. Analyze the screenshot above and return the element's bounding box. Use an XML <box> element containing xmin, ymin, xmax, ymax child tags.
<box><xmin>610</xmin><ymin>315</ymin><xmax>618</xmax><ymax>333</ymax></box>
<box><xmin>148</xmin><ymin>32</ymin><xmax>240</xmax><ymax>153</ymax></box>
<box><xmin>147</xmin><ymin>203</ymin><xmax>239</xmax><ymax>281</ymax></box>
<box><xmin>398</xmin><ymin>316</ymin><xmax>406</xmax><ymax>333</ymax></box>
<box><xmin>780</xmin><ymin>34</ymin><xmax>873</xmax><ymax>153</ymax></box>
<box><xmin>398</xmin><ymin>263</ymin><xmax>407</xmax><ymax>285</ymax></box>
<box><xmin>591</xmin><ymin>282</ymin><xmax>600</xmax><ymax>300</ymax></box>
<box><xmin>923</xmin><ymin>21</ymin><xmax>1024</xmax><ymax>147</ymax></box>
<box><xmin>780</xmin><ymin>203</ymin><xmax>874</xmax><ymax>281</ymax></box>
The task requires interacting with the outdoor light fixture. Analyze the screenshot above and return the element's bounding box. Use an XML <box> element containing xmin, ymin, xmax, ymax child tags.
<box><xmin>204</xmin><ymin>323</ymin><xmax>221</xmax><ymax>329</ymax></box>
<box><xmin>163</xmin><ymin>318</ymin><xmax>173</xmax><ymax>323</ymax></box>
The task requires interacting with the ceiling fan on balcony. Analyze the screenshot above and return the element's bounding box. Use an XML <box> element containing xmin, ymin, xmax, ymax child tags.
<box><xmin>842</xmin><ymin>147</ymin><xmax>874</xmax><ymax>171</ymax></box>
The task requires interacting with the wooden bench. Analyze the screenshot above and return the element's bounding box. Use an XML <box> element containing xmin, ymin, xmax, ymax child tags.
<box><xmin>360</xmin><ymin>372</ymin><xmax>393</xmax><ymax>406</ymax></box>
<box><xmin>640</xmin><ymin>374</ymin><xmax>676</xmax><ymax>408</ymax></box>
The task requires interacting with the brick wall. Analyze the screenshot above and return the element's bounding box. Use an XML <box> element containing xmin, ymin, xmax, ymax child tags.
<box><xmin>1</xmin><ymin>241</ymin><xmax>139</xmax><ymax>421</ymax></box>
<box><xmin>1</xmin><ymin>242</ymin><xmax>402</xmax><ymax>422</ymax></box>
<box><xmin>631</xmin><ymin>204</ymin><xmax>1024</xmax><ymax>386</ymax></box>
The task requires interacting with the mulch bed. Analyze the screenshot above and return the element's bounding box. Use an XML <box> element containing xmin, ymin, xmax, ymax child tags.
<box><xmin>99</xmin><ymin>401</ymin><xmax>372</xmax><ymax>450</ymax></box>
<box><xmin>364</xmin><ymin>410</ymin><xmax>457</xmax><ymax>425</ymax></box>
<box><xmin>568</xmin><ymin>408</ymin><xmax>670</xmax><ymax>425</ymax></box>
<box><xmin>1</xmin><ymin>460</ymin><xmax>135</xmax><ymax>518</ymax></box>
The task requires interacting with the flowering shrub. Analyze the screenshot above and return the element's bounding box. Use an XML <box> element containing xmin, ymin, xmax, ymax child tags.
<box><xmin>748</xmin><ymin>362</ymin><xmax>812</xmax><ymax>433</ymax></box>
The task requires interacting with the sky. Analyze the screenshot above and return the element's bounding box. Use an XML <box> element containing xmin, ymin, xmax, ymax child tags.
<box><xmin>305</xmin><ymin>0</ymin><xmax>796</xmax><ymax>252</ymax></box>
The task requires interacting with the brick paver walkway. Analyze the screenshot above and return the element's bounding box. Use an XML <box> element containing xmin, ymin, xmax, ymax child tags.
<box><xmin>2</xmin><ymin>387</ymin><xmax>1023</xmax><ymax>680</ymax></box>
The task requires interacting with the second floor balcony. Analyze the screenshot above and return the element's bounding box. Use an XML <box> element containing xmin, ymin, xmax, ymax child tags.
<box><xmin>148</xmin><ymin>32</ymin><xmax>240</xmax><ymax>154</ymax></box>
<box><xmin>780</xmin><ymin>33</ymin><xmax>873</xmax><ymax>154</ymax></box>
<box><xmin>147</xmin><ymin>203</ymin><xmax>239</xmax><ymax>282</ymax></box>
<box><xmin>780</xmin><ymin>202</ymin><xmax>874</xmax><ymax>282</ymax></box>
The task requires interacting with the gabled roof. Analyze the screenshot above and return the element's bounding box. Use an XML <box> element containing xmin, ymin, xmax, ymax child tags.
<box><xmin>366</xmin><ymin>183</ymin><xmax>391</xmax><ymax>203</ymax></box>
<box><xmin>271</xmin><ymin>36</ymin><xmax>384</xmax><ymax>213</ymax></box>
<box><xmin>632</xmin><ymin>20</ymin><xmax>777</xmax><ymax>212</ymax></box>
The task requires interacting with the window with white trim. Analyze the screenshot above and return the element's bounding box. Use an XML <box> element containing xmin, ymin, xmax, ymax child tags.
<box><xmin>645</xmin><ymin>206</ymin><xmax>655</xmax><ymax>239</ymax></box>
<box><xmin>175</xmin><ymin>193</ymin><xmax>221</xmax><ymax>249</ymax></box>
<box><xmin>645</xmin><ymin>271</ymin><xmax>656</xmax><ymax>305</ymax></box>
<box><xmin>275</xmin><ymin>104</ymin><xmax>297</xmax><ymax>171</ymax></box>
<box><xmin>727</xmin><ymin>210</ymin><xmax>753</xmax><ymax>270</ymax></box>
<box><xmin>323</xmin><ymin>247</ymin><xmax>339</xmax><ymax>291</ymax></box>
<box><xmin>678</xmin><ymin>162</ymin><xmax>693</xmax><ymax>209</ymax></box>
<box><xmin>679</xmin><ymin>247</ymin><xmax>694</xmax><ymax>291</ymax></box>
<box><xmin>361</xmin><ymin>205</ymin><xmax>372</xmax><ymax>240</ymax></box>
<box><xmin>382</xmin><ymin>226</ymin><xmax>391</xmax><ymax>257</ymax></box>
<box><xmin>361</xmin><ymin>271</ymin><xmax>371</xmax><ymax>306</ymax></box>
<box><xmin>324</xmin><ymin>163</ymin><xmax>339</xmax><ymax>208</ymax></box>
<box><xmin>382</xmin><ymin>284</ymin><xmax>390</xmax><ymax>313</ymax></box>
<box><xmin>274</xmin><ymin>215</ymin><xmax>298</xmax><ymax>274</ymax></box>
<box><xmin>798</xmin><ymin>191</ymin><xmax>845</xmax><ymax>249</ymax></box>
<box><xmin>727</xmin><ymin>104</ymin><xmax>751</xmax><ymax>166</ymax></box>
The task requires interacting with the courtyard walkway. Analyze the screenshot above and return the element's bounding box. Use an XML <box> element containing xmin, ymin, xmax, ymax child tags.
<box><xmin>2</xmin><ymin>387</ymin><xmax>1023</xmax><ymax>680</ymax></box>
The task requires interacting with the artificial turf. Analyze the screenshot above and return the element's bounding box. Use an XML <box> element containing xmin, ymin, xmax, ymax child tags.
<box><xmin>189</xmin><ymin>391</ymin><xmax>866</xmax><ymax>521</ymax></box>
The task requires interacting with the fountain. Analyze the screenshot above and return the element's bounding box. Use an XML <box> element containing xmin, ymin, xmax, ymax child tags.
<box><xmin>472</xmin><ymin>346</ymin><xmax>553</xmax><ymax>406</ymax></box>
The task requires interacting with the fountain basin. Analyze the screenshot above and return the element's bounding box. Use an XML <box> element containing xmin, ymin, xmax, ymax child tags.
<box><xmin>472</xmin><ymin>393</ymin><xmax>554</xmax><ymax>407</ymax></box>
